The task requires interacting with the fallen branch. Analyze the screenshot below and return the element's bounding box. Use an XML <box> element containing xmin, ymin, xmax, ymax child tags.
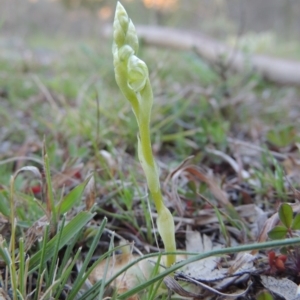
<box><xmin>103</xmin><ymin>25</ymin><xmax>300</xmax><ymax>87</ymax></box>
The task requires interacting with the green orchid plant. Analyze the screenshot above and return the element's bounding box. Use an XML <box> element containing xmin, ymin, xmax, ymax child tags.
<box><xmin>113</xmin><ymin>1</ymin><xmax>176</xmax><ymax>267</ymax></box>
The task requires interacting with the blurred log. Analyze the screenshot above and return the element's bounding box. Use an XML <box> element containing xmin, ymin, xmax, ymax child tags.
<box><xmin>104</xmin><ymin>25</ymin><xmax>300</xmax><ymax>87</ymax></box>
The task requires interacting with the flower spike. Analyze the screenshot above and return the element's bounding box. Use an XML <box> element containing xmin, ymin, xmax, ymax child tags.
<box><xmin>113</xmin><ymin>1</ymin><xmax>176</xmax><ymax>266</ymax></box>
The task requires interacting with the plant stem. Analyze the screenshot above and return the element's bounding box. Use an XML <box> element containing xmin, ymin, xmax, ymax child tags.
<box><xmin>113</xmin><ymin>1</ymin><xmax>176</xmax><ymax>267</ymax></box>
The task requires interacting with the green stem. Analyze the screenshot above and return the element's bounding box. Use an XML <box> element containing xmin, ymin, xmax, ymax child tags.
<box><xmin>113</xmin><ymin>1</ymin><xmax>176</xmax><ymax>267</ymax></box>
<box><xmin>138</xmin><ymin>114</ymin><xmax>164</xmax><ymax>212</ymax></box>
<box><xmin>138</xmin><ymin>109</ymin><xmax>176</xmax><ymax>266</ymax></box>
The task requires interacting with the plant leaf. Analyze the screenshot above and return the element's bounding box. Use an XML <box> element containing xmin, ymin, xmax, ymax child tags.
<box><xmin>67</xmin><ymin>217</ymin><xmax>107</xmax><ymax>300</ymax></box>
<box><xmin>29</xmin><ymin>211</ymin><xmax>94</xmax><ymax>272</ymax></box>
<box><xmin>292</xmin><ymin>214</ymin><xmax>300</xmax><ymax>230</ymax></box>
<box><xmin>257</xmin><ymin>291</ymin><xmax>274</xmax><ymax>300</ymax></box>
<box><xmin>0</xmin><ymin>191</ymin><xmax>10</xmax><ymax>216</ymax></box>
<box><xmin>56</xmin><ymin>176</ymin><xmax>92</xmax><ymax>215</ymax></box>
<box><xmin>268</xmin><ymin>226</ymin><xmax>288</xmax><ymax>240</ymax></box>
<box><xmin>278</xmin><ymin>203</ymin><xmax>293</xmax><ymax>228</ymax></box>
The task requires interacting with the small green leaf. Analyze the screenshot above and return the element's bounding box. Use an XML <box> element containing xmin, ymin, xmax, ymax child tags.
<box><xmin>0</xmin><ymin>191</ymin><xmax>10</xmax><ymax>217</ymax></box>
<box><xmin>257</xmin><ymin>291</ymin><xmax>274</xmax><ymax>300</ymax></box>
<box><xmin>280</xmin><ymin>246</ymin><xmax>288</xmax><ymax>255</ymax></box>
<box><xmin>266</xmin><ymin>126</ymin><xmax>295</xmax><ymax>148</ymax></box>
<box><xmin>278</xmin><ymin>203</ymin><xmax>293</xmax><ymax>228</ymax></box>
<box><xmin>56</xmin><ymin>176</ymin><xmax>91</xmax><ymax>215</ymax></box>
<box><xmin>268</xmin><ymin>226</ymin><xmax>288</xmax><ymax>240</ymax></box>
<box><xmin>292</xmin><ymin>214</ymin><xmax>300</xmax><ymax>230</ymax></box>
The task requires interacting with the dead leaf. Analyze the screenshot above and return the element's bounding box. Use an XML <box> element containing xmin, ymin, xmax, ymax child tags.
<box><xmin>163</xmin><ymin>276</ymin><xmax>203</xmax><ymax>298</ymax></box>
<box><xmin>89</xmin><ymin>243</ymin><xmax>155</xmax><ymax>298</ymax></box>
<box><xmin>90</xmin><ymin>242</ymin><xmax>186</xmax><ymax>298</ymax></box>
<box><xmin>260</xmin><ymin>275</ymin><xmax>300</xmax><ymax>300</ymax></box>
<box><xmin>165</xmin><ymin>161</ymin><xmax>231</xmax><ymax>213</ymax></box>
<box><xmin>175</xmin><ymin>272</ymin><xmax>252</xmax><ymax>298</ymax></box>
<box><xmin>184</xmin><ymin>229</ymin><xmax>224</xmax><ymax>281</ymax></box>
<box><xmin>228</xmin><ymin>252</ymin><xmax>256</xmax><ymax>274</ymax></box>
<box><xmin>99</xmin><ymin>150</ymin><xmax>117</xmax><ymax>175</ymax></box>
<box><xmin>177</xmin><ymin>228</ymin><xmax>256</xmax><ymax>295</ymax></box>
<box><xmin>164</xmin><ymin>156</ymin><xmax>195</xmax><ymax>216</ymax></box>
<box><xmin>184</xmin><ymin>165</ymin><xmax>231</xmax><ymax>206</ymax></box>
<box><xmin>25</xmin><ymin>215</ymin><xmax>49</xmax><ymax>251</ymax></box>
<box><xmin>13</xmin><ymin>166</ymin><xmax>42</xmax><ymax>180</ymax></box>
<box><xmin>0</xmin><ymin>214</ymin><xmax>10</xmax><ymax>240</ymax></box>
<box><xmin>206</xmin><ymin>147</ymin><xmax>250</xmax><ymax>179</ymax></box>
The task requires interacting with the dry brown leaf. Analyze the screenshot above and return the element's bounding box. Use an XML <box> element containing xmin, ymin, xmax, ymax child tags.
<box><xmin>165</xmin><ymin>155</ymin><xmax>194</xmax><ymax>180</ymax></box>
<box><xmin>13</xmin><ymin>166</ymin><xmax>42</xmax><ymax>180</ymax></box>
<box><xmin>165</xmin><ymin>166</ymin><xmax>186</xmax><ymax>216</ymax></box>
<box><xmin>206</xmin><ymin>148</ymin><xmax>250</xmax><ymax>180</ymax></box>
<box><xmin>89</xmin><ymin>243</ymin><xmax>186</xmax><ymax>298</ymax></box>
<box><xmin>164</xmin><ymin>156</ymin><xmax>195</xmax><ymax>216</ymax></box>
<box><xmin>99</xmin><ymin>150</ymin><xmax>117</xmax><ymax>175</ymax></box>
<box><xmin>164</xmin><ymin>157</ymin><xmax>238</xmax><ymax>222</ymax></box>
<box><xmin>194</xmin><ymin>203</ymin><xmax>261</xmax><ymax>227</ymax></box>
<box><xmin>228</xmin><ymin>252</ymin><xmax>256</xmax><ymax>275</ymax></box>
<box><xmin>175</xmin><ymin>272</ymin><xmax>252</xmax><ymax>298</ymax></box>
<box><xmin>184</xmin><ymin>165</ymin><xmax>230</xmax><ymax>206</ymax></box>
<box><xmin>0</xmin><ymin>214</ymin><xmax>10</xmax><ymax>240</ymax></box>
<box><xmin>283</xmin><ymin>157</ymin><xmax>300</xmax><ymax>177</ymax></box>
<box><xmin>25</xmin><ymin>215</ymin><xmax>49</xmax><ymax>251</ymax></box>
<box><xmin>178</xmin><ymin>228</ymin><xmax>256</xmax><ymax>294</ymax></box>
<box><xmin>251</xmin><ymin>206</ymin><xmax>268</xmax><ymax>239</ymax></box>
<box><xmin>260</xmin><ymin>275</ymin><xmax>300</xmax><ymax>300</ymax></box>
<box><xmin>167</xmin><ymin>273</ymin><xmax>252</xmax><ymax>299</ymax></box>
<box><xmin>163</xmin><ymin>276</ymin><xmax>203</xmax><ymax>298</ymax></box>
<box><xmin>184</xmin><ymin>229</ymin><xmax>225</xmax><ymax>282</ymax></box>
<box><xmin>90</xmin><ymin>252</ymin><xmax>151</xmax><ymax>299</ymax></box>
<box><xmin>165</xmin><ymin>160</ymin><xmax>230</xmax><ymax>210</ymax></box>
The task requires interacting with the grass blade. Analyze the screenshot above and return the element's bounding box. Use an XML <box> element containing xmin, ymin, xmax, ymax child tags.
<box><xmin>67</xmin><ymin>217</ymin><xmax>107</xmax><ymax>299</ymax></box>
<box><xmin>97</xmin><ymin>232</ymin><xmax>115</xmax><ymax>299</ymax></box>
<box><xmin>46</xmin><ymin>216</ymin><xmax>66</xmax><ymax>289</ymax></box>
<box><xmin>56</xmin><ymin>228</ymin><xmax>83</xmax><ymax>280</ymax></box>
<box><xmin>43</xmin><ymin>142</ymin><xmax>57</xmax><ymax>228</ymax></box>
<box><xmin>54</xmin><ymin>247</ymin><xmax>82</xmax><ymax>300</ymax></box>
<box><xmin>18</xmin><ymin>238</ymin><xmax>26</xmax><ymax>297</ymax></box>
<box><xmin>29</xmin><ymin>211</ymin><xmax>94</xmax><ymax>272</ymax></box>
<box><xmin>56</xmin><ymin>176</ymin><xmax>91</xmax><ymax>215</ymax></box>
<box><xmin>76</xmin><ymin>244</ymin><xmax>129</xmax><ymax>300</ymax></box>
<box><xmin>34</xmin><ymin>225</ymin><xmax>50</xmax><ymax>300</ymax></box>
<box><xmin>0</xmin><ymin>244</ymin><xmax>11</xmax><ymax>267</ymax></box>
<box><xmin>9</xmin><ymin>175</ymin><xmax>17</xmax><ymax>300</ymax></box>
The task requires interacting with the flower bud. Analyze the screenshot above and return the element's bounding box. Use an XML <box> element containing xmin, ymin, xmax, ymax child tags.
<box><xmin>125</xmin><ymin>20</ymin><xmax>139</xmax><ymax>54</ymax></box>
<box><xmin>118</xmin><ymin>45</ymin><xmax>134</xmax><ymax>62</ymax></box>
<box><xmin>113</xmin><ymin>2</ymin><xmax>128</xmax><ymax>48</ymax></box>
<box><xmin>113</xmin><ymin>2</ymin><xmax>138</xmax><ymax>54</ymax></box>
<box><xmin>127</xmin><ymin>55</ymin><xmax>148</xmax><ymax>93</ymax></box>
